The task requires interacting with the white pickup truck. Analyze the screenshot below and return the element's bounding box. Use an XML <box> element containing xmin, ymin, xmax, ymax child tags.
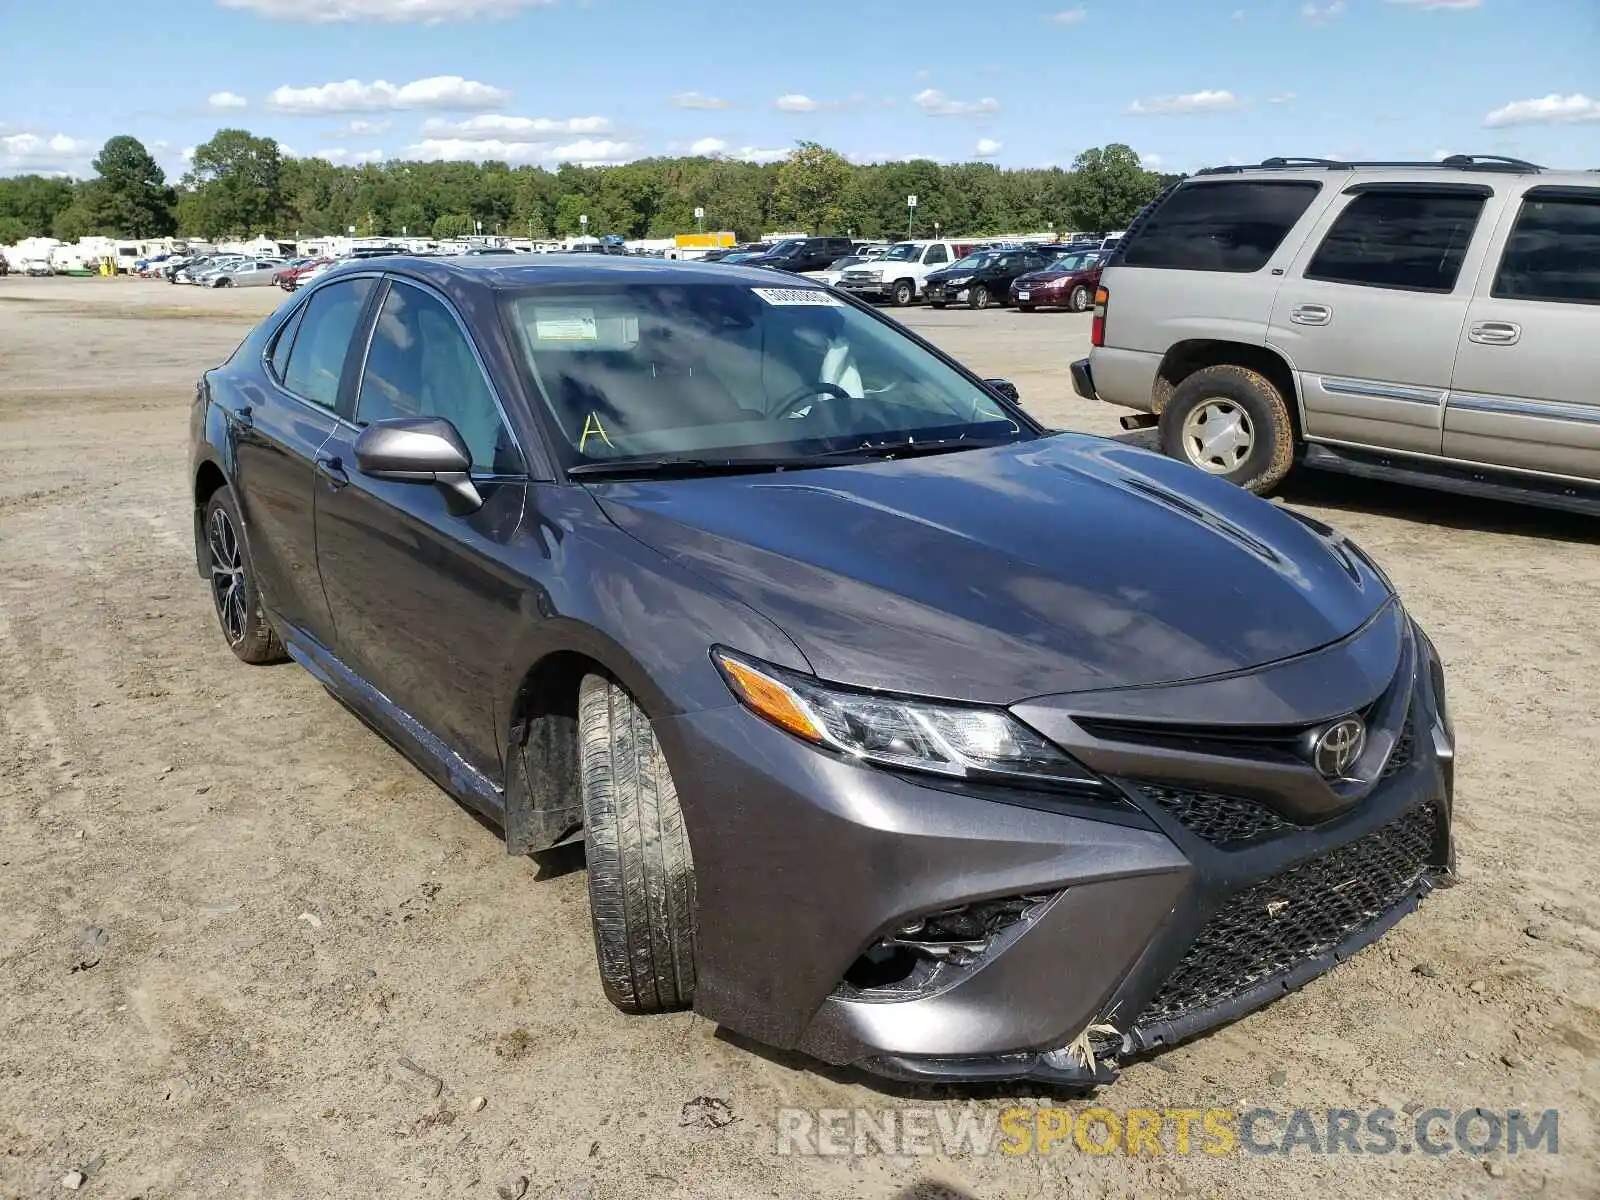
<box><xmin>835</xmin><ymin>239</ymin><xmax>976</xmax><ymax>306</ymax></box>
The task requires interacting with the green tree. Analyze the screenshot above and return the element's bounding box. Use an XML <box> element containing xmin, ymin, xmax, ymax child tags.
<box><xmin>771</xmin><ymin>142</ymin><xmax>850</xmax><ymax>234</ymax></box>
<box><xmin>87</xmin><ymin>136</ymin><xmax>176</xmax><ymax>236</ymax></box>
<box><xmin>0</xmin><ymin>175</ymin><xmax>76</xmax><ymax>238</ymax></box>
<box><xmin>1063</xmin><ymin>144</ymin><xmax>1163</xmax><ymax>233</ymax></box>
<box><xmin>51</xmin><ymin>196</ymin><xmax>100</xmax><ymax>241</ymax></box>
<box><xmin>432</xmin><ymin>212</ymin><xmax>476</xmax><ymax>238</ymax></box>
<box><xmin>0</xmin><ymin>214</ymin><xmax>29</xmax><ymax>245</ymax></box>
<box><xmin>182</xmin><ymin>129</ymin><xmax>285</xmax><ymax>236</ymax></box>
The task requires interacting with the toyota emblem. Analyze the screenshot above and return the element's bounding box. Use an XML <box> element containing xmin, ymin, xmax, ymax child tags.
<box><xmin>1310</xmin><ymin>717</ymin><xmax>1367</xmax><ymax>780</ymax></box>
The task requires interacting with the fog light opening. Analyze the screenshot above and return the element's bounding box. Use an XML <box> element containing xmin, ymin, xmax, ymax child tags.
<box><xmin>841</xmin><ymin>894</ymin><xmax>1055</xmax><ymax>997</ymax></box>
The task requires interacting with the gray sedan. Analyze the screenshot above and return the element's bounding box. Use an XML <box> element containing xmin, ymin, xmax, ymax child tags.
<box><xmin>208</xmin><ymin>259</ymin><xmax>285</xmax><ymax>288</ymax></box>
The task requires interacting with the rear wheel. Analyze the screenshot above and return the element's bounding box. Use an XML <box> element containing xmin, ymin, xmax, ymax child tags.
<box><xmin>891</xmin><ymin>279</ymin><xmax>916</xmax><ymax>307</ymax></box>
<box><xmin>1159</xmin><ymin>364</ymin><xmax>1296</xmax><ymax>495</ymax></box>
<box><xmin>202</xmin><ymin>487</ymin><xmax>286</xmax><ymax>664</ymax></box>
<box><xmin>1068</xmin><ymin>284</ymin><xmax>1091</xmax><ymax>313</ymax></box>
<box><xmin>578</xmin><ymin>674</ymin><xmax>697</xmax><ymax>1014</ymax></box>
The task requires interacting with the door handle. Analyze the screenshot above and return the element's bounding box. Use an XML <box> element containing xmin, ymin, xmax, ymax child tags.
<box><xmin>225</xmin><ymin>404</ymin><xmax>253</xmax><ymax>432</ymax></box>
<box><xmin>315</xmin><ymin>454</ymin><xmax>348</xmax><ymax>488</ymax></box>
<box><xmin>1290</xmin><ymin>304</ymin><xmax>1332</xmax><ymax>326</ymax></box>
<box><xmin>1468</xmin><ymin>320</ymin><xmax>1521</xmax><ymax>346</ymax></box>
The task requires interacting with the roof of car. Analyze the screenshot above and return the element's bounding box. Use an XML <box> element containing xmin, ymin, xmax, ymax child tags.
<box><xmin>363</xmin><ymin>252</ymin><xmax>826</xmax><ymax>291</ymax></box>
<box><xmin>1190</xmin><ymin>157</ymin><xmax>1597</xmax><ymax>188</ymax></box>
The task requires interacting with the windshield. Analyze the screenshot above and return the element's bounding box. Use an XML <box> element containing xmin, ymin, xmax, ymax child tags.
<box><xmin>506</xmin><ymin>282</ymin><xmax>1031</xmax><ymax>471</ymax></box>
<box><xmin>947</xmin><ymin>252</ymin><xmax>998</xmax><ymax>271</ymax></box>
<box><xmin>764</xmin><ymin>239</ymin><xmax>804</xmax><ymax>257</ymax></box>
<box><xmin>880</xmin><ymin>243</ymin><xmax>926</xmax><ymax>262</ymax></box>
<box><xmin>1050</xmin><ymin>251</ymin><xmax>1102</xmax><ymax>271</ymax></box>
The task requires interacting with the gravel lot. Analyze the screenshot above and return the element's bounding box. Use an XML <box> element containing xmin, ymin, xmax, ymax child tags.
<box><xmin>1</xmin><ymin>276</ymin><xmax>1596</xmax><ymax>1199</ymax></box>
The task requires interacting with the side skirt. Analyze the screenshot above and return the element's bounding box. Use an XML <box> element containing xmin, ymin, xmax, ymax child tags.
<box><xmin>279</xmin><ymin>622</ymin><xmax>507</xmax><ymax>827</ymax></box>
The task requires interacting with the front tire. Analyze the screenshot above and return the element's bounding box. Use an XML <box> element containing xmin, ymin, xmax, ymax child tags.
<box><xmin>202</xmin><ymin>487</ymin><xmax>286</xmax><ymax>664</ymax></box>
<box><xmin>890</xmin><ymin>279</ymin><xmax>916</xmax><ymax>307</ymax></box>
<box><xmin>1159</xmin><ymin>364</ymin><xmax>1296</xmax><ymax>495</ymax></box>
<box><xmin>578</xmin><ymin>674</ymin><xmax>697</xmax><ymax>1014</ymax></box>
<box><xmin>1068</xmin><ymin>284</ymin><xmax>1091</xmax><ymax>313</ymax></box>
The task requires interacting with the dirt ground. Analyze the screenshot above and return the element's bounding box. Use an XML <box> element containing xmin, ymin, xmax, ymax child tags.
<box><xmin>1</xmin><ymin>276</ymin><xmax>1596</xmax><ymax>1200</ymax></box>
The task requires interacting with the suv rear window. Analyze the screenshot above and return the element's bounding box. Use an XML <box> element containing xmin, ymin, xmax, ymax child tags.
<box><xmin>1306</xmin><ymin>190</ymin><xmax>1486</xmax><ymax>293</ymax></box>
<box><xmin>1492</xmin><ymin>191</ymin><xmax>1600</xmax><ymax>305</ymax></box>
<box><xmin>1119</xmin><ymin>181</ymin><xmax>1320</xmax><ymax>273</ymax></box>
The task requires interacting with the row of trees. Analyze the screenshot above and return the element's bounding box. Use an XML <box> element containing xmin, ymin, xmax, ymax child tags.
<box><xmin>0</xmin><ymin>130</ymin><xmax>1177</xmax><ymax>247</ymax></box>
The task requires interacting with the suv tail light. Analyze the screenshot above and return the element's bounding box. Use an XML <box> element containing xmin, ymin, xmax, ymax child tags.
<box><xmin>1091</xmin><ymin>286</ymin><xmax>1109</xmax><ymax>347</ymax></box>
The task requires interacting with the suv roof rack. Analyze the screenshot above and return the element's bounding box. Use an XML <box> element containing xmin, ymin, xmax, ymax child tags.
<box><xmin>1197</xmin><ymin>154</ymin><xmax>1544</xmax><ymax>176</ymax></box>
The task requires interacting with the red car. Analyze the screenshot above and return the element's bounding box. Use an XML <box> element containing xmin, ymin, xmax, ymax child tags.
<box><xmin>274</xmin><ymin>258</ymin><xmax>329</xmax><ymax>292</ymax></box>
<box><xmin>1009</xmin><ymin>249</ymin><xmax>1111</xmax><ymax>313</ymax></box>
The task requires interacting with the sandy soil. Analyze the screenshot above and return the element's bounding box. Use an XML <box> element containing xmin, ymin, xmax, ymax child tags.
<box><xmin>1</xmin><ymin>276</ymin><xmax>1596</xmax><ymax>1199</ymax></box>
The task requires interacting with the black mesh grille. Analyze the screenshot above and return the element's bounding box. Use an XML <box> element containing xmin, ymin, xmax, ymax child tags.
<box><xmin>1138</xmin><ymin>802</ymin><xmax>1439</xmax><ymax>1028</ymax></box>
<box><xmin>1139</xmin><ymin>785</ymin><xmax>1297</xmax><ymax>847</ymax></box>
<box><xmin>1379</xmin><ymin>715</ymin><xmax>1416</xmax><ymax>781</ymax></box>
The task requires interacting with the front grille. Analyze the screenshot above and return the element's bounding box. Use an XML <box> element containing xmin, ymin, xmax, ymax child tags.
<box><xmin>842</xmin><ymin>271</ymin><xmax>878</xmax><ymax>286</ymax></box>
<box><xmin>1137</xmin><ymin>802</ymin><xmax>1439</xmax><ymax>1028</ymax></box>
<box><xmin>1379</xmin><ymin>714</ymin><xmax>1416</xmax><ymax>780</ymax></box>
<box><xmin>1139</xmin><ymin>784</ymin><xmax>1297</xmax><ymax>846</ymax></box>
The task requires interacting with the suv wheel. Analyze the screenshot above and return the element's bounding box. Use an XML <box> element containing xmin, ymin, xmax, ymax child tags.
<box><xmin>1159</xmin><ymin>365</ymin><xmax>1296</xmax><ymax>494</ymax></box>
<box><xmin>891</xmin><ymin>279</ymin><xmax>916</xmax><ymax>307</ymax></box>
<box><xmin>202</xmin><ymin>487</ymin><xmax>286</xmax><ymax>664</ymax></box>
<box><xmin>578</xmin><ymin>674</ymin><xmax>697</xmax><ymax>1014</ymax></box>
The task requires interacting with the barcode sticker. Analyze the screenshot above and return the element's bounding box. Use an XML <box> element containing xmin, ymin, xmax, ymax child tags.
<box><xmin>752</xmin><ymin>287</ymin><xmax>844</xmax><ymax>306</ymax></box>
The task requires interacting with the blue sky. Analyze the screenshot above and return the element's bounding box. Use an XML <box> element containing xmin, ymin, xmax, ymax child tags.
<box><xmin>1</xmin><ymin>0</ymin><xmax>1596</xmax><ymax>179</ymax></box>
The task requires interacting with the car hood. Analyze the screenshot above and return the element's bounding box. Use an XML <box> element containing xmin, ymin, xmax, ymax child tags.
<box><xmin>592</xmin><ymin>437</ymin><xmax>1392</xmax><ymax>704</ymax></box>
<box><xmin>1017</xmin><ymin>270</ymin><xmax>1089</xmax><ymax>285</ymax></box>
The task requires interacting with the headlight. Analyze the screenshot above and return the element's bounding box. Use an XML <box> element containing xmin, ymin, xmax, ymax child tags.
<box><xmin>714</xmin><ymin>649</ymin><xmax>1106</xmax><ymax>791</ymax></box>
<box><xmin>942</xmin><ymin>276</ymin><xmax>970</xmax><ymax>287</ymax></box>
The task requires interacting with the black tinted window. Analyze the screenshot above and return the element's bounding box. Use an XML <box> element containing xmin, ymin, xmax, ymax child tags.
<box><xmin>1307</xmin><ymin>191</ymin><xmax>1486</xmax><ymax>293</ymax></box>
<box><xmin>1493</xmin><ymin>192</ymin><xmax>1600</xmax><ymax>305</ymax></box>
<box><xmin>283</xmin><ymin>277</ymin><xmax>373</xmax><ymax>407</ymax></box>
<box><xmin>268</xmin><ymin>303</ymin><xmax>305</xmax><ymax>382</ymax></box>
<box><xmin>1121</xmin><ymin>181</ymin><xmax>1320</xmax><ymax>273</ymax></box>
<box><xmin>355</xmin><ymin>281</ymin><xmax>521</xmax><ymax>474</ymax></box>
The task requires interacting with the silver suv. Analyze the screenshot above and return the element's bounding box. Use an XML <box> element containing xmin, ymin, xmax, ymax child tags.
<box><xmin>1073</xmin><ymin>155</ymin><xmax>1600</xmax><ymax>513</ymax></box>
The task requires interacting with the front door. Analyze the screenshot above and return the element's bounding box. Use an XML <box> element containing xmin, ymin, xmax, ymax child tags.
<box><xmin>1270</xmin><ymin>183</ymin><xmax>1505</xmax><ymax>456</ymax></box>
<box><xmin>313</xmin><ymin>276</ymin><xmax>530</xmax><ymax>781</ymax></box>
<box><xmin>1444</xmin><ymin>184</ymin><xmax>1600</xmax><ymax>480</ymax></box>
<box><xmin>229</xmin><ymin>275</ymin><xmax>376</xmax><ymax>645</ymax></box>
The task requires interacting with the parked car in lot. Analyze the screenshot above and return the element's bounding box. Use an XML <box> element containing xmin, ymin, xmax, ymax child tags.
<box><xmin>837</xmin><ymin>239</ymin><xmax>977</xmax><ymax>305</ymax></box>
<box><xmin>1011</xmin><ymin>248</ymin><xmax>1111</xmax><ymax>312</ymax></box>
<box><xmin>209</xmin><ymin>259</ymin><xmax>286</xmax><ymax>288</ymax></box>
<box><xmin>22</xmin><ymin>258</ymin><xmax>53</xmax><ymax>277</ymax></box>
<box><xmin>740</xmin><ymin>236</ymin><xmax>856</xmax><ymax>274</ymax></box>
<box><xmin>176</xmin><ymin>256</ymin><xmax>246</xmax><ymax>285</ymax></box>
<box><xmin>1076</xmin><ymin>154</ymin><xmax>1600</xmax><ymax>513</ymax></box>
<box><xmin>817</xmin><ymin>254</ymin><xmax>875</xmax><ymax>288</ymax></box>
<box><xmin>923</xmin><ymin>247</ymin><xmax>1059</xmax><ymax>309</ymax></box>
<box><xmin>275</xmin><ymin>258</ymin><xmax>329</xmax><ymax>291</ymax></box>
<box><xmin>190</xmin><ymin>253</ymin><xmax>1454</xmax><ymax>1087</ymax></box>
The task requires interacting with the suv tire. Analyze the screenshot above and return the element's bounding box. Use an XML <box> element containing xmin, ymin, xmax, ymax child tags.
<box><xmin>1159</xmin><ymin>365</ymin><xmax>1296</xmax><ymax>495</ymax></box>
<box><xmin>202</xmin><ymin>486</ymin><xmax>287</xmax><ymax>664</ymax></box>
<box><xmin>890</xmin><ymin>279</ymin><xmax>916</xmax><ymax>307</ymax></box>
<box><xmin>578</xmin><ymin>673</ymin><xmax>697</xmax><ymax>1014</ymax></box>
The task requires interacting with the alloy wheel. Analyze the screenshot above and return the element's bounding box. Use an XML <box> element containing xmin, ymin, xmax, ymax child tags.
<box><xmin>207</xmin><ymin>506</ymin><xmax>249</xmax><ymax>645</ymax></box>
<box><xmin>1180</xmin><ymin>399</ymin><xmax>1255</xmax><ymax>474</ymax></box>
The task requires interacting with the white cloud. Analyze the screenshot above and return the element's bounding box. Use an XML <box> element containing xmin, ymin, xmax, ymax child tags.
<box><xmin>208</xmin><ymin>91</ymin><xmax>249</xmax><ymax>110</ymax></box>
<box><xmin>774</xmin><ymin>94</ymin><xmax>820</xmax><ymax>112</ymax></box>
<box><xmin>973</xmin><ymin>138</ymin><xmax>1002</xmax><ymax>158</ymax></box>
<box><xmin>1385</xmin><ymin>0</ymin><xmax>1481</xmax><ymax>8</ymax></box>
<box><xmin>404</xmin><ymin>136</ymin><xmax>636</xmax><ymax>165</ymax></box>
<box><xmin>420</xmin><ymin>113</ymin><xmax>612</xmax><ymax>138</ymax></box>
<box><xmin>1046</xmin><ymin>7</ymin><xmax>1087</xmax><ymax>23</ymax></box>
<box><xmin>1301</xmin><ymin>0</ymin><xmax>1346</xmax><ymax>23</ymax></box>
<box><xmin>219</xmin><ymin>0</ymin><xmax>558</xmax><ymax>22</ymax></box>
<box><xmin>182</xmin><ymin>145</ymin><xmax>197</xmax><ymax>161</ymax></box>
<box><xmin>265</xmin><ymin>75</ymin><xmax>510</xmax><ymax>114</ymax></box>
<box><xmin>1484</xmin><ymin>93</ymin><xmax>1600</xmax><ymax>127</ymax></box>
<box><xmin>0</xmin><ymin>132</ymin><xmax>92</xmax><ymax>173</ymax></box>
<box><xmin>327</xmin><ymin>118</ymin><xmax>392</xmax><ymax>137</ymax></box>
<box><xmin>315</xmin><ymin>147</ymin><xmax>388</xmax><ymax>164</ymax></box>
<box><xmin>913</xmin><ymin>89</ymin><xmax>1001</xmax><ymax>117</ymax></box>
<box><xmin>737</xmin><ymin>146</ymin><xmax>790</xmax><ymax>164</ymax></box>
<box><xmin>1126</xmin><ymin>89</ymin><xmax>1244</xmax><ymax>116</ymax></box>
<box><xmin>689</xmin><ymin>137</ymin><xmax>729</xmax><ymax>156</ymax></box>
<box><xmin>1139</xmin><ymin>151</ymin><xmax>1163</xmax><ymax>168</ymax></box>
<box><xmin>1268</xmin><ymin>91</ymin><xmax>1297</xmax><ymax>104</ymax></box>
<box><xmin>670</xmin><ymin>91</ymin><xmax>732</xmax><ymax>110</ymax></box>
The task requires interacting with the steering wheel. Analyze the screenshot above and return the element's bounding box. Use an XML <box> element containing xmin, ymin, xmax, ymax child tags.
<box><xmin>772</xmin><ymin>382</ymin><xmax>854</xmax><ymax>421</ymax></box>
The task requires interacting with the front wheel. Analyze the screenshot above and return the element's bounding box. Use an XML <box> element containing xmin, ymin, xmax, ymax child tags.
<box><xmin>1159</xmin><ymin>365</ymin><xmax>1296</xmax><ymax>495</ymax></box>
<box><xmin>890</xmin><ymin>279</ymin><xmax>916</xmax><ymax>307</ymax></box>
<box><xmin>1068</xmin><ymin>284</ymin><xmax>1091</xmax><ymax>313</ymax></box>
<box><xmin>579</xmin><ymin>674</ymin><xmax>697</xmax><ymax>1014</ymax></box>
<box><xmin>929</xmin><ymin>301</ymin><xmax>947</xmax><ymax>309</ymax></box>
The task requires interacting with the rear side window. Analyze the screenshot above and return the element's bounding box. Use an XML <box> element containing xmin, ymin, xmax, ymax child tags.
<box><xmin>1120</xmin><ymin>181</ymin><xmax>1320</xmax><ymax>273</ymax></box>
<box><xmin>1492</xmin><ymin>192</ymin><xmax>1600</xmax><ymax>305</ymax></box>
<box><xmin>282</xmin><ymin>277</ymin><xmax>374</xmax><ymax>408</ymax></box>
<box><xmin>1306</xmin><ymin>191</ymin><xmax>1486</xmax><ymax>293</ymax></box>
<box><xmin>267</xmin><ymin>303</ymin><xmax>305</xmax><ymax>382</ymax></box>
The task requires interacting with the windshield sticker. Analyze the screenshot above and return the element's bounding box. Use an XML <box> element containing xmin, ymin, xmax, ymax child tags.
<box><xmin>579</xmin><ymin>412</ymin><xmax>614</xmax><ymax>452</ymax></box>
<box><xmin>752</xmin><ymin>287</ymin><xmax>844</xmax><ymax>307</ymax></box>
<box><xmin>533</xmin><ymin>307</ymin><xmax>599</xmax><ymax>341</ymax></box>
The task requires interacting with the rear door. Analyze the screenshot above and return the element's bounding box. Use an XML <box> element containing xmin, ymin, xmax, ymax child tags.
<box><xmin>1271</xmin><ymin>181</ymin><xmax>1505</xmax><ymax>455</ymax></box>
<box><xmin>313</xmin><ymin>276</ymin><xmax>530</xmax><ymax>780</ymax></box>
<box><xmin>1443</xmin><ymin>183</ymin><xmax>1600</xmax><ymax>479</ymax></box>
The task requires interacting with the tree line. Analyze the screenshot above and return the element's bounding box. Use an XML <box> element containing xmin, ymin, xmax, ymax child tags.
<box><xmin>0</xmin><ymin>130</ymin><xmax>1179</xmax><ymax>247</ymax></box>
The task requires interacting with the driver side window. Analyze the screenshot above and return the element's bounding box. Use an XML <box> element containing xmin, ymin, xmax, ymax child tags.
<box><xmin>354</xmin><ymin>280</ymin><xmax>523</xmax><ymax>475</ymax></box>
<box><xmin>924</xmin><ymin>245</ymin><xmax>949</xmax><ymax>265</ymax></box>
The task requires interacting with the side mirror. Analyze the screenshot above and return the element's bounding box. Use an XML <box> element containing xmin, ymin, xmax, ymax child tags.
<box><xmin>353</xmin><ymin>416</ymin><xmax>482</xmax><ymax>514</ymax></box>
<box><xmin>984</xmin><ymin>378</ymin><xmax>1021</xmax><ymax>404</ymax></box>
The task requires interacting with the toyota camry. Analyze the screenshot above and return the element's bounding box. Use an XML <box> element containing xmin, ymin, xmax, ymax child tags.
<box><xmin>189</xmin><ymin>254</ymin><xmax>1455</xmax><ymax>1085</ymax></box>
